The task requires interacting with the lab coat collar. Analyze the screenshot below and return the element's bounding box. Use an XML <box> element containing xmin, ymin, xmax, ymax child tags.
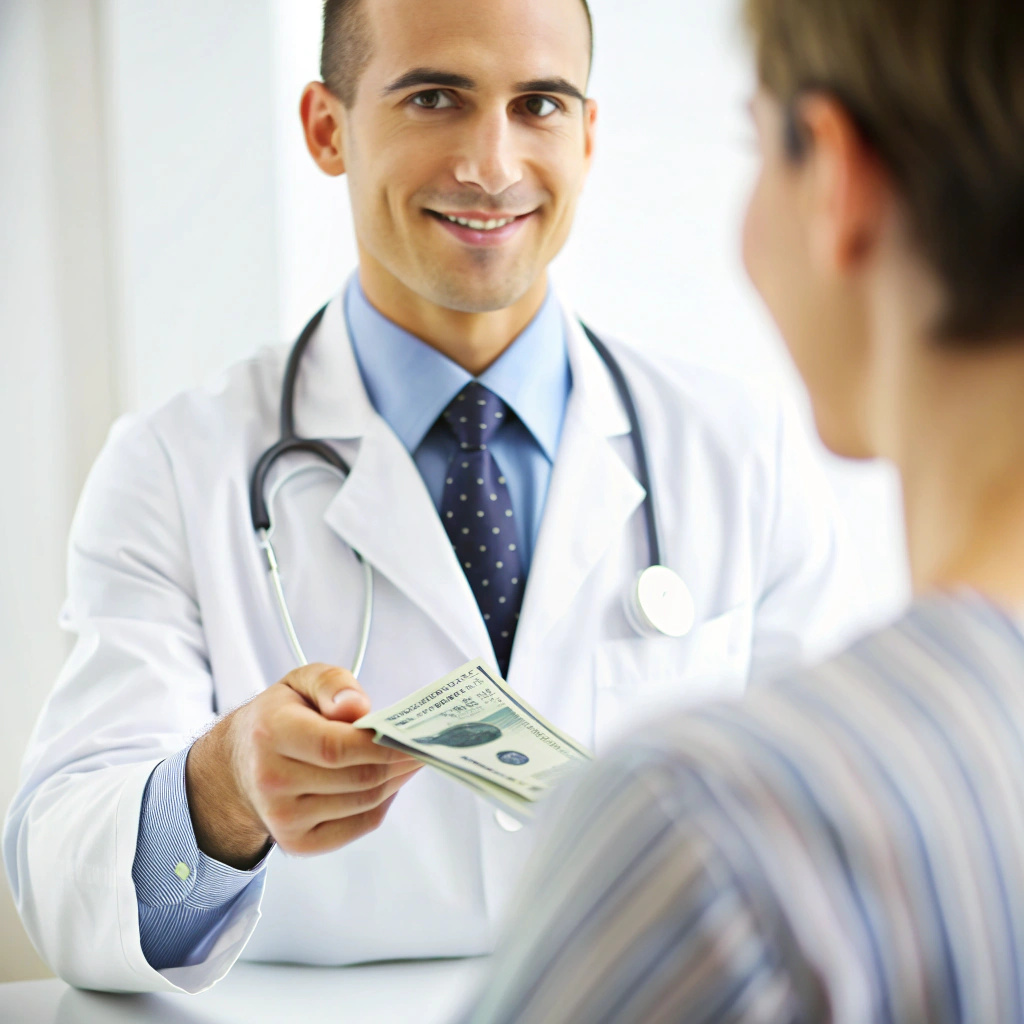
<box><xmin>561</xmin><ymin>312</ymin><xmax>632</xmax><ymax>440</ymax></box>
<box><xmin>289</xmin><ymin>292</ymin><xmax>375</xmax><ymax>441</ymax></box>
<box><xmin>289</xmin><ymin>290</ymin><xmax>630</xmax><ymax>446</ymax></box>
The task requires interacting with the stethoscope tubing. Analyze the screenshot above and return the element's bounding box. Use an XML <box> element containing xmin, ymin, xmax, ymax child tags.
<box><xmin>580</xmin><ymin>324</ymin><xmax>662</xmax><ymax>567</ymax></box>
<box><xmin>257</xmin><ymin>460</ymin><xmax>374</xmax><ymax>674</ymax></box>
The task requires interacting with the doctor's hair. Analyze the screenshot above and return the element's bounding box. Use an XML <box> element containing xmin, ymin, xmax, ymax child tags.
<box><xmin>321</xmin><ymin>0</ymin><xmax>371</xmax><ymax>108</ymax></box>
<box><xmin>744</xmin><ymin>0</ymin><xmax>1024</xmax><ymax>346</ymax></box>
<box><xmin>321</xmin><ymin>0</ymin><xmax>594</xmax><ymax>109</ymax></box>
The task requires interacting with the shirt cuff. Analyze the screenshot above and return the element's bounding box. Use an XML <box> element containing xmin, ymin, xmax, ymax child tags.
<box><xmin>132</xmin><ymin>745</ymin><xmax>272</xmax><ymax>910</ymax></box>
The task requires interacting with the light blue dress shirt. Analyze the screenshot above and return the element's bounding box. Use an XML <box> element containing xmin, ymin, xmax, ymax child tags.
<box><xmin>345</xmin><ymin>277</ymin><xmax>571</xmax><ymax>575</ymax></box>
<box><xmin>131</xmin><ymin>280</ymin><xmax>572</xmax><ymax>969</ymax></box>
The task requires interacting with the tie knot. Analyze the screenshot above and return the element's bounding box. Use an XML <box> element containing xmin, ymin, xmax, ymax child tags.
<box><xmin>442</xmin><ymin>383</ymin><xmax>511</xmax><ymax>450</ymax></box>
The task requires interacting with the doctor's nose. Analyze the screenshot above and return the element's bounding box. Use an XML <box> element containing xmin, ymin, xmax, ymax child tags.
<box><xmin>451</xmin><ymin>112</ymin><xmax>524</xmax><ymax>196</ymax></box>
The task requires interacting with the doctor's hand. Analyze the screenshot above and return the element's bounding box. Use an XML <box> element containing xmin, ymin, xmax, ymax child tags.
<box><xmin>185</xmin><ymin>664</ymin><xmax>422</xmax><ymax>870</ymax></box>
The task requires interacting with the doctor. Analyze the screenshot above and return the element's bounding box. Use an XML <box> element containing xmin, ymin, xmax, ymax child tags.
<box><xmin>5</xmin><ymin>0</ymin><xmax>868</xmax><ymax>996</ymax></box>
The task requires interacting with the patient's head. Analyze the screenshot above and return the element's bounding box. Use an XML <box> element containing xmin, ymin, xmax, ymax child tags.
<box><xmin>740</xmin><ymin>0</ymin><xmax>1024</xmax><ymax>458</ymax></box>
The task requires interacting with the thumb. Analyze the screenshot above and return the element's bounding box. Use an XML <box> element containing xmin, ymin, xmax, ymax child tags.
<box><xmin>284</xmin><ymin>663</ymin><xmax>371</xmax><ymax>723</ymax></box>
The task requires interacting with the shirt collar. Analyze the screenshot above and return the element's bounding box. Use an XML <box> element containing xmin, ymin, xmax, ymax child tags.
<box><xmin>345</xmin><ymin>277</ymin><xmax>570</xmax><ymax>461</ymax></box>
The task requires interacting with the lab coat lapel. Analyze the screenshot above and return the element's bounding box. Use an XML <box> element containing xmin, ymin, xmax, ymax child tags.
<box><xmin>298</xmin><ymin>296</ymin><xmax>492</xmax><ymax>663</ymax></box>
<box><xmin>511</xmin><ymin>316</ymin><xmax>645</xmax><ymax>669</ymax></box>
<box><xmin>323</xmin><ymin>417</ymin><xmax>494</xmax><ymax>662</ymax></box>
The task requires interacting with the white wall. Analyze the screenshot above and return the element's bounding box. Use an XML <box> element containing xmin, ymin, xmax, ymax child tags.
<box><xmin>1</xmin><ymin>0</ymin><xmax>909</xmax><ymax>985</ymax></box>
<box><xmin>0</xmin><ymin>0</ymin><xmax>119</xmax><ymax>982</ymax></box>
<box><xmin>102</xmin><ymin>0</ymin><xmax>281</xmax><ymax>412</ymax></box>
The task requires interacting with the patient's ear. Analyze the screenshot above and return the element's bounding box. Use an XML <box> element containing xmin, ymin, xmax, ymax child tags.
<box><xmin>794</xmin><ymin>93</ymin><xmax>890</xmax><ymax>277</ymax></box>
<box><xmin>300</xmin><ymin>81</ymin><xmax>348</xmax><ymax>178</ymax></box>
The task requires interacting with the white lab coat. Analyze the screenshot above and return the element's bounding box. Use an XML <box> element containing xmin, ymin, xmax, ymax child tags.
<box><xmin>4</xmin><ymin>295</ymin><xmax>870</xmax><ymax>993</ymax></box>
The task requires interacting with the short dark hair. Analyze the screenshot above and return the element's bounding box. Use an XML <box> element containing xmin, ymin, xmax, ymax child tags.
<box><xmin>320</xmin><ymin>0</ymin><xmax>372</xmax><ymax>109</ymax></box>
<box><xmin>321</xmin><ymin>0</ymin><xmax>594</xmax><ymax>110</ymax></box>
<box><xmin>745</xmin><ymin>0</ymin><xmax>1024</xmax><ymax>346</ymax></box>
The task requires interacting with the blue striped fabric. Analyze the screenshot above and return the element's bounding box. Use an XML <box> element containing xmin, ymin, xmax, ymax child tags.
<box><xmin>132</xmin><ymin>746</ymin><xmax>270</xmax><ymax>969</ymax></box>
<box><xmin>465</xmin><ymin>592</ymin><xmax>1024</xmax><ymax>1023</ymax></box>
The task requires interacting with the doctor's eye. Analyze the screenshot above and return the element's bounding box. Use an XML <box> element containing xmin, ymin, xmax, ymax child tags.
<box><xmin>411</xmin><ymin>90</ymin><xmax>458</xmax><ymax>110</ymax></box>
<box><xmin>520</xmin><ymin>95</ymin><xmax>562</xmax><ymax>118</ymax></box>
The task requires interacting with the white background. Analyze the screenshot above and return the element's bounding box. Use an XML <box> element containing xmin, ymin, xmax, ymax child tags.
<box><xmin>0</xmin><ymin>0</ymin><xmax>908</xmax><ymax>982</ymax></box>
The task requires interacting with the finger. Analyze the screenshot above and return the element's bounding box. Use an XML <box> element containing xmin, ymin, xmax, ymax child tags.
<box><xmin>261</xmin><ymin>756</ymin><xmax>423</xmax><ymax>798</ymax></box>
<box><xmin>273</xmin><ymin>704</ymin><xmax>418</xmax><ymax>769</ymax></box>
<box><xmin>278</xmin><ymin>769</ymin><xmax>420</xmax><ymax>834</ymax></box>
<box><xmin>278</xmin><ymin>793</ymin><xmax>402</xmax><ymax>857</ymax></box>
<box><xmin>330</xmin><ymin>688</ymin><xmax>371</xmax><ymax>723</ymax></box>
<box><xmin>282</xmin><ymin>663</ymin><xmax>371</xmax><ymax>723</ymax></box>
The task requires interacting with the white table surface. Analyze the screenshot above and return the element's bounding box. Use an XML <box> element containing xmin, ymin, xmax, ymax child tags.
<box><xmin>0</xmin><ymin>958</ymin><xmax>487</xmax><ymax>1024</ymax></box>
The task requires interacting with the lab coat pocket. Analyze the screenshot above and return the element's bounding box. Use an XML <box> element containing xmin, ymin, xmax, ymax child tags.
<box><xmin>592</xmin><ymin>606</ymin><xmax>752</xmax><ymax>750</ymax></box>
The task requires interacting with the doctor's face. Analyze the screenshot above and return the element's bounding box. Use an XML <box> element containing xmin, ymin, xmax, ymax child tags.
<box><xmin>316</xmin><ymin>0</ymin><xmax>596</xmax><ymax>318</ymax></box>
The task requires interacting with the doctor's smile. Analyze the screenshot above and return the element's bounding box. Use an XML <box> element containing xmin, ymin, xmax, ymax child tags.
<box><xmin>426</xmin><ymin>208</ymin><xmax>537</xmax><ymax>248</ymax></box>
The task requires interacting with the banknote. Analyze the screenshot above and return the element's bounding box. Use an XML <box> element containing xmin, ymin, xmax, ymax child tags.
<box><xmin>354</xmin><ymin>660</ymin><xmax>592</xmax><ymax>819</ymax></box>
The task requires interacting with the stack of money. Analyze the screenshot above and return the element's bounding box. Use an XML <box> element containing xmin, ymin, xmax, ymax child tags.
<box><xmin>354</xmin><ymin>660</ymin><xmax>593</xmax><ymax>821</ymax></box>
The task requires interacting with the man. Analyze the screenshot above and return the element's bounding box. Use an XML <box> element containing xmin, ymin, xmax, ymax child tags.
<box><xmin>464</xmin><ymin>0</ymin><xmax>1024</xmax><ymax>1020</ymax></box>
<box><xmin>4</xmin><ymin>0</ymin><xmax>867</xmax><ymax>995</ymax></box>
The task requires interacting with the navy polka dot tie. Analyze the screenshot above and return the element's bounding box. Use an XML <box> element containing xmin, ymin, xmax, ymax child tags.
<box><xmin>440</xmin><ymin>383</ymin><xmax>525</xmax><ymax>677</ymax></box>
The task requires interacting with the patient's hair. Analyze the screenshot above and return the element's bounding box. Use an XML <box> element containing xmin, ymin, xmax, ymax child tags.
<box><xmin>321</xmin><ymin>0</ymin><xmax>594</xmax><ymax>109</ymax></box>
<box><xmin>744</xmin><ymin>0</ymin><xmax>1024</xmax><ymax>345</ymax></box>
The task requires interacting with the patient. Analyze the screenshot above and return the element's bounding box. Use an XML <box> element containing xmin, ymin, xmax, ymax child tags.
<box><xmin>463</xmin><ymin>0</ymin><xmax>1024</xmax><ymax>1019</ymax></box>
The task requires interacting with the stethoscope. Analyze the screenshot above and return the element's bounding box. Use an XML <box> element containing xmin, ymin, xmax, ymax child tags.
<box><xmin>250</xmin><ymin>305</ymin><xmax>695</xmax><ymax>677</ymax></box>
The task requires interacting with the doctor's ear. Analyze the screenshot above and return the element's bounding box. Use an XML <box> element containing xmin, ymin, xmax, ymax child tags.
<box><xmin>582</xmin><ymin>98</ymin><xmax>598</xmax><ymax>169</ymax></box>
<box><xmin>300</xmin><ymin>81</ymin><xmax>348</xmax><ymax>177</ymax></box>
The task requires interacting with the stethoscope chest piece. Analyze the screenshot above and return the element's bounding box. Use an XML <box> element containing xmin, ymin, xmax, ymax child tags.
<box><xmin>627</xmin><ymin>565</ymin><xmax>695</xmax><ymax>638</ymax></box>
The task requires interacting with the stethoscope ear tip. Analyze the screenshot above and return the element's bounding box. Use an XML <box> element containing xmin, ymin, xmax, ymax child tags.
<box><xmin>626</xmin><ymin>565</ymin><xmax>695</xmax><ymax>638</ymax></box>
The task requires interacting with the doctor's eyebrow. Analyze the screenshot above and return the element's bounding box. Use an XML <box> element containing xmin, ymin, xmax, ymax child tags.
<box><xmin>383</xmin><ymin>69</ymin><xmax>476</xmax><ymax>94</ymax></box>
<box><xmin>514</xmin><ymin>78</ymin><xmax>586</xmax><ymax>103</ymax></box>
<box><xmin>383</xmin><ymin>68</ymin><xmax>586</xmax><ymax>103</ymax></box>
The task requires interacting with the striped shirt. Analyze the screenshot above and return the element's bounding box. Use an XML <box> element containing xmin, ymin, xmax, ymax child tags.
<box><xmin>132</xmin><ymin>747</ymin><xmax>270</xmax><ymax>969</ymax></box>
<box><xmin>465</xmin><ymin>592</ymin><xmax>1024</xmax><ymax>1023</ymax></box>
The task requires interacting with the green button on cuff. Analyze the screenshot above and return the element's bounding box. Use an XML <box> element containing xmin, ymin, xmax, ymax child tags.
<box><xmin>173</xmin><ymin>861</ymin><xmax>191</xmax><ymax>882</ymax></box>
